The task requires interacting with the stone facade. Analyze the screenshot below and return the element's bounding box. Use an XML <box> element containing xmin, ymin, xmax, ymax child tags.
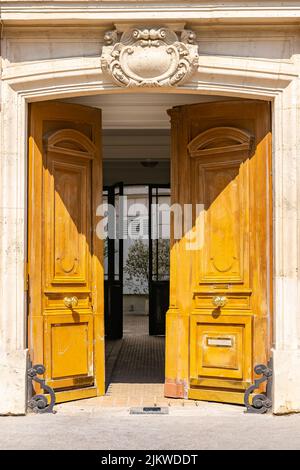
<box><xmin>1</xmin><ymin>1</ymin><xmax>300</xmax><ymax>414</ymax></box>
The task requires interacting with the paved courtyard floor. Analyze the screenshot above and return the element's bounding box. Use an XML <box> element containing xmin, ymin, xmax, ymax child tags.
<box><xmin>104</xmin><ymin>314</ymin><xmax>198</xmax><ymax>407</ymax></box>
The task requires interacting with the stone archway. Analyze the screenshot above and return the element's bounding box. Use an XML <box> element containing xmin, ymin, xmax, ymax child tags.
<box><xmin>0</xmin><ymin>21</ymin><xmax>299</xmax><ymax>414</ymax></box>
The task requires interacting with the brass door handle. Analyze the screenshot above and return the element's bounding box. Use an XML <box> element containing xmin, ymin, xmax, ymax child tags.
<box><xmin>212</xmin><ymin>296</ymin><xmax>228</xmax><ymax>308</ymax></box>
<box><xmin>64</xmin><ymin>296</ymin><xmax>78</xmax><ymax>309</ymax></box>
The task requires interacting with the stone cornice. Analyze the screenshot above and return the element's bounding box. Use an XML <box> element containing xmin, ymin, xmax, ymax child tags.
<box><xmin>2</xmin><ymin>2</ymin><xmax>300</xmax><ymax>26</ymax></box>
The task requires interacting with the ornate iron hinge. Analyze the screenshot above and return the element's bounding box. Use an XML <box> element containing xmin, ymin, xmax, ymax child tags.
<box><xmin>27</xmin><ymin>363</ymin><xmax>56</xmax><ymax>414</ymax></box>
<box><xmin>244</xmin><ymin>358</ymin><xmax>273</xmax><ymax>414</ymax></box>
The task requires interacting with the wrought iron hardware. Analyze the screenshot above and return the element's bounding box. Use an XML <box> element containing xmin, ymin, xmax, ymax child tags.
<box><xmin>27</xmin><ymin>364</ymin><xmax>56</xmax><ymax>414</ymax></box>
<box><xmin>244</xmin><ymin>359</ymin><xmax>273</xmax><ymax>414</ymax></box>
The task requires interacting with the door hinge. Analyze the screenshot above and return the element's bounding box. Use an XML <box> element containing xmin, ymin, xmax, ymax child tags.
<box><xmin>25</xmin><ymin>262</ymin><xmax>29</xmax><ymax>291</ymax></box>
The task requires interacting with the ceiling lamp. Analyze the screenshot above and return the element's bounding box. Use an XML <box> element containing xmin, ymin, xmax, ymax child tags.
<box><xmin>140</xmin><ymin>159</ymin><xmax>159</xmax><ymax>168</ymax></box>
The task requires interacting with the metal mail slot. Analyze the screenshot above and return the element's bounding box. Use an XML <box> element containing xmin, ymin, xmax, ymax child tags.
<box><xmin>207</xmin><ymin>337</ymin><xmax>233</xmax><ymax>347</ymax></box>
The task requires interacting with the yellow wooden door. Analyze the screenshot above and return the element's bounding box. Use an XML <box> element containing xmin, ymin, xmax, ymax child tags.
<box><xmin>28</xmin><ymin>101</ymin><xmax>104</xmax><ymax>403</ymax></box>
<box><xmin>166</xmin><ymin>100</ymin><xmax>272</xmax><ymax>404</ymax></box>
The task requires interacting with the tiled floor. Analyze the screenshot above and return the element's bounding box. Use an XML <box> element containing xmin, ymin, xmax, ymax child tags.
<box><xmin>103</xmin><ymin>314</ymin><xmax>168</xmax><ymax>407</ymax></box>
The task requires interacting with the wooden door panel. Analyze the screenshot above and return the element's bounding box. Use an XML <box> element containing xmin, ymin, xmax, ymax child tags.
<box><xmin>166</xmin><ymin>100</ymin><xmax>271</xmax><ymax>404</ymax></box>
<box><xmin>194</xmin><ymin>291</ymin><xmax>251</xmax><ymax>311</ymax></box>
<box><xmin>45</xmin><ymin>293</ymin><xmax>91</xmax><ymax>310</ymax></box>
<box><xmin>28</xmin><ymin>102</ymin><xmax>104</xmax><ymax>403</ymax></box>
<box><xmin>190</xmin><ymin>314</ymin><xmax>252</xmax><ymax>384</ymax></box>
<box><xmin>46</xmin><ymin>155</ymin><xmax>91</xmax><ymax>287</ymax></box>
<box><xmin>44</xmin><ymin>314</ymin><xmax>94</xmax><ymax>389</ymax></box>
<box><xmin>198</xmin><ymin>158</ymin><xmax>248</xmax><ymax>284</ymax></box>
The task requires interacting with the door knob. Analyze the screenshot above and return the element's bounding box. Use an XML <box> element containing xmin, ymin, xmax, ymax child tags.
<box><xmin>64</xmin><ymin>296</ymin><xmax>78</xmax><ymax>309</ymax></box>
<box><xmin>212</xmin><ymin>295</ymin><xmax>228</xmax><ymax>308</ymax></box>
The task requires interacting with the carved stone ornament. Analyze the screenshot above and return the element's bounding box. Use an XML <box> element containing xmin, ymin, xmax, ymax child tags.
<box><xmin>101</xmin><ymin>27</ymin><xmax>199</xmax><ymax>87</ymax></box>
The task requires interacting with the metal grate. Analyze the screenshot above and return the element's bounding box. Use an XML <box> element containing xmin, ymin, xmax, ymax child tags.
<box><xmin>130</xmin><ymin>406</ymin><xmax>169</xmax><ymax>415</ymax></box>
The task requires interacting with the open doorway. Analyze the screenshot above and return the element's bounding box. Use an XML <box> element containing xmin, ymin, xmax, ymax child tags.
<box><xmin>58</xmin><ymin>92</ymin><xmax>239</xmax><ymax>406</ymax></box>
<box><xmin>28</xmin><ymin>93</ymin><xmax>270</xmax><ymax>409</ymax></box>
<box><xmin>102</xmin><ymin>130</ymin><xmax>171</xmax><ymax>397</ymax></box>
<box><xmin>104</xmin><ymin>183</ymin><xmax>170</xmax><ymax>339</ymax></box>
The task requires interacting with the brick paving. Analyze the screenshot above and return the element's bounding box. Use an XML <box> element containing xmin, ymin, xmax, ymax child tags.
<box><xmin>104</xmin><ymin>314</ymin><xmax>167</xmax><ymax>407</ymax></box>
<box><xmin>107</xmin><ymin>316</ymin><xmax>165</xmax><ymax>383</ymax></box>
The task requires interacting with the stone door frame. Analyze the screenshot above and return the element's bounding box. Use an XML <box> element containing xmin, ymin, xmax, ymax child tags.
<box><xmin>1</xmin><ymin>41</ymin><xmax>300</xmax><ymax>414</ymax></box>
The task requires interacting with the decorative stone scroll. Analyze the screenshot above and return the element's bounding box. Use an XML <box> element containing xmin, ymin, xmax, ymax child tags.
<box><xmin>101</xmin><ymin>27</ymin><xmax>199</xmax><ymax>87</ymax></box>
